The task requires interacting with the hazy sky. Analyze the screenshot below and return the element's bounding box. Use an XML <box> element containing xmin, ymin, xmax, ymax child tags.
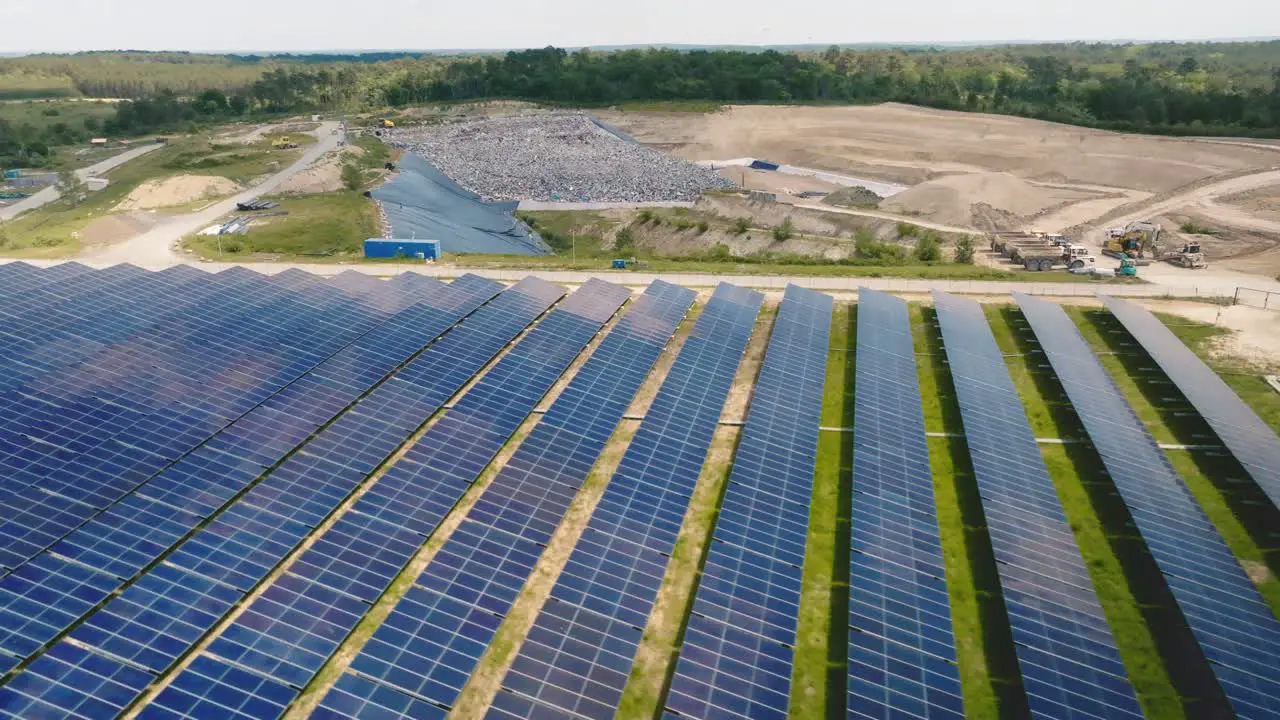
<box><xmin>4</xmin><ymin>0</ymin><xmax>1276</xmax><ymax>52</ymax></box>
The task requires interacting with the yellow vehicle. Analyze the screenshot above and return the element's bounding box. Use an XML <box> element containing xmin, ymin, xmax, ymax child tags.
<box><xmin>271</xmin><ymin>136</ymin><xmax>299</xmax><ymax>150</ymax></box>
<box><xmin>380</xmin><ymin>119</ymin><xmax>396</xmax><ymax>129</ymax></box>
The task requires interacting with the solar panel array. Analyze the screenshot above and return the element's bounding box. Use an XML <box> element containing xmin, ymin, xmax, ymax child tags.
<box><xmin>1101</xmin><ymin>296</ymin><xmax>1280</xmax><ymax>512</ymax></box>
<box><xmin>1015</xmin><ymin>292</ymin><xmax>1280</xmax><ymax>718</ymax></box>
<box><xmin>848</xmin><ymin>288</ymin><xmax>963</xmax><ymax>720</ymax></box>
<box><xmin>314</xmin><ymin>280</ymin><xmax>695</xmax><ymax>720</ymax></box>
<box><xmin>133</xmin><ymin>279</ymin><xmax>628</xmax><ymax>720</ymax></box>
<box><xmin>932</xmin><ymin>291</ymin><xmax>1141</xmax><ymax>719</ymax></box>
<box><xmin>488</xmin><ymin>282</ymin><xmax>764</xmax><ymax>720</ymax></box>
<box><xmin>0</xmin><ymin>271</ymin><xmax>553</xmax><ymax>718</ymax></box>
<box><xmin>0</xmin><ymin>267</ymin><xmax>459</xmax><ymax>571</ymax></box>
<box><xmin>661</xmin><ymin>285</ymin><xmax>832</xmax><ymax>720</ymax></box>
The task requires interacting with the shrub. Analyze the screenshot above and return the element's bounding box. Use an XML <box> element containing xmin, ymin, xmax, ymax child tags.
<box><xmin>638</xmin><ymin>209</ymin><xmax>662</xmax><ymax>226</ymax></box>
<box><xmin>954</xmin><ymin>236</ymin><xmax>976</xmax><ymax>264</ymax></box>
<box><xmin>1179</xmin><ymin>221</ymin><xmax>1218</xmax><ymax>235</ymax></box>
<box><xmin>697</xmin><ymin>220</ymin><xmax>710</xmax><ymax>234</ymax></box>
<box><xmin>731</xmin><ymin>216</ymin><xmax>751</xmax><ymax>234</ymax></box>
<box><xmin>222</xmin><ymin>239</ymin><xmax>245</xmax><ymax>253</ymax></box>
<box><xmin>341</xmin><ymin>163</ymin><xmax>364</xmax><ymax>192</ymax></box>
<box><xmin>896</xmin><ymin>222</ymin><xmax>921</xmax><ymax>238</ymax></box>
<box><xmin>615</xmin><ymin>227</ymin><xmax>635</xmax><ymax>252</ymax></box>
<box><xmin>773</xmin><ymin>217</ymin><xmax>795</xmax><ymax>241</ymax></box>
<box><xmin>915</xmin><ymin>231</ymin><xmax>941</xmax><ymax>262</ymax></box>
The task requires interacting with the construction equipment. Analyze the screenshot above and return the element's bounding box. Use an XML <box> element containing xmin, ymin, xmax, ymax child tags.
<box><xmin>380</xmin><ymin>119</ymin><xmax>396</xmax><ymax>129</ymax></box>
<box><xmin>1166</xmin><ymin>241</ymin><xmax>1207</xmax><ymax>269</ymax></box>
<box><xmin>1017</xmin><ymin>243</ymin><xmax>1099</xmax><ymax>272</ymax></box>
<box><xmin>1103</xmin><ymin>221</ymin><xmax>1162</xmax><ymax>261</ymax></box>
<box><xmin>271</xmin><ymin>136</ymin><xmax>299</xmax><ymax>150</ymax></box>
<box><xmin>1116</xmin><ymin>255</ymin><xmax>1139</xmax><ymax>277</ymax></box>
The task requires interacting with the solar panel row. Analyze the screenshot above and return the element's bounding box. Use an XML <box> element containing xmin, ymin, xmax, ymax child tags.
<box><xmin>932</xmin><ymin>291</ymin><xmax>1141</xmax><ymax>720</ymax></box>
<box><xmin>663</xmin><ymin>285</ymin><xmax>832</xmax><ymax>720</ymax></box>
<box><xmin>0</xmin><ymin>270</ymin><xmax>456</xmax><ymax>574</ymax></box>
<box><xmin>1101</xmin><ymin>296</ymin><xmax>1280</xmax><ymax>513</ymax></box>
<box><xmin>0</xmin><ymin>275</ymin><xmax>515</xmax><ymax>710</ymax></box>
<box><xmin>848</xmin><ymin>288</ymin><xmax>963</xmax><ymax>720</ymax></box>
<box><xmin>313</xmin><ymin>280</ymin><xmax>695</xmax><ymax>720</ymax></box>
<box><xmin>488</xmin><ymin>282</ymin><xmax>764</xmax><ymax>720</ymax></box>
<box><xmin>1015</xmin><ymin>292</ymin><xmax>1280</xmax><ymax>719</ymax></box>
<box><xmin>134</xmin><ymin>279</ymin><xmax>629</xmax><ymax>720</ymax></box>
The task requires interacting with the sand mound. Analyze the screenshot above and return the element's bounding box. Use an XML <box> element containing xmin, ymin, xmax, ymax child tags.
<box><xmin>79</xmin><ymin>212</ymin><xmax>158</xmax><ymax>247</ymax></box>
<box><xmin>881</xmin><ymin>172</ymin><xmax>1094</xmax><ymax>230</ymax></box>
<box><xmin>277</xmin><ymin>147</ymin><xmax>366</xmax><ymax>194</ymax></box>
<box><xmin>823</xmin><ymin>186</ymin><xmax>883</xmax><ymax>208</ymax></box>
<box><xmin>116</xmin><ymin>175</ymin><xmax>242</xmax><ymax>211</ymax></box>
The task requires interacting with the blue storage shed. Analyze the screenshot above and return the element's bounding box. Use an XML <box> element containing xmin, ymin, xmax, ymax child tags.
<box><xmin>364</xmin><ymin>239</ymin><xmax>441</xmax><ymax>260</ymax></box>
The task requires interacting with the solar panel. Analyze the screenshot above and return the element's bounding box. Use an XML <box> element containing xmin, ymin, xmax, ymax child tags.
<box><xmin>0</xmin><ymin>276</ymin><xmax>515</xmax><ymax>693</ymax></box>
<box><xmin>313</xmin><ymin>281</ymin><xmax>695</xmax><ymax>717</ymax></box>
<box><xmin>133</xmin><ymin>654</ymin><xmax>296</xmax><ymax>720</ymax></box>
<box><xmin>933</xmin><ymin>291</ymin><xmax>1141</xmax><ymax>719</ymax></box>
<box><xmin>847</xmin><ymin>288</ymin><xmax>963</xmax><ymax>720</ymax></box>
<box><xmin>490</xmin><ymin>282</ymin><xmax>763</xmax><ymax>720</ymax></box>
<box><xmin>1101</xmin><ymin>296</ymin><xmax>1280</xmax><ymax>512</ymax></box>
<box><xmin>132</xmin><ymin>280</ymin><xmax>628</xmax><ymax>716</ymax></box>
<box><xmin>0</xmin><ymin>275</ymin><xmax>498</xmax><ymax>577</ymax></box>
<box><xmin>663</xmin><ymin>285</ymin><xmax>832</xmax><ymax>720</ymax></box>
<box><xmin>0</xmin><ymin>642</ymin><xmax>152</xmax><ymax>720</ymax></box>
<box><xmin>1015</xmin><ymin>292</ymin><xmax>1280</xmax><ymax>718</ymax></box>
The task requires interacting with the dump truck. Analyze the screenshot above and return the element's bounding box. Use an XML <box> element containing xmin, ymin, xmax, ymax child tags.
<box><xmin>1017</xmin><ymin>244</ymin><xmax>1098</xmax><ymax>272</ymax></box>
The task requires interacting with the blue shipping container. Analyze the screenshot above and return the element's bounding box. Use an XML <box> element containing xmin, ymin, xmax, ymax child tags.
<box><xmin>364</xmin><ymin>239</ymin><xmax>441</xmax><ymax>260</ymax></box>
<box><xmin>749</xmin><ymin>159</ymin><xmax>780</xmax><ymax>171</ymax></box>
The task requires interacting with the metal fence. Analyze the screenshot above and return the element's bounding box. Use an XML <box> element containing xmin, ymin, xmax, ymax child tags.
<box><xmin>1234</xmin><ymin>287</ymin><xmax>1280</xmax><ymax>310</ymax></box>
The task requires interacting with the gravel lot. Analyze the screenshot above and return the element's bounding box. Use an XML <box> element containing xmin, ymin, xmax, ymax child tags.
<box><xmin>390</xmin><ymin>112</ymin><xmax>735</xmax><ymax>203</ymax></box>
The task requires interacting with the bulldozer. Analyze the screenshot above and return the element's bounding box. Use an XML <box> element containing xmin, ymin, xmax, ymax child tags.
<box><xmin>271</xmin><ymin>136</ymin><xmax>299</xmax><ymax>150</ymax></box>
<box><xmin>1166</xmin><ymin>241</ymin><xmax>1207</xmax><ymax>269</ymax></box>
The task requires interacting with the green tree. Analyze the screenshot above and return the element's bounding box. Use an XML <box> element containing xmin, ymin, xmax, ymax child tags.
<box><xmin>915</xmin><ymin>231</ymin><xmax>941</xmax><ymax>261</ymax></box>
<box><xmin>341</xmin><ymin>163</ymin><xmax>363</xmax><ymax>191</ymax></box>
<box><xmin>953</xmin><ymin>236</ymin><xmax>975</xmax><ymax>264</ymax></box>
<box><xmin>55</xmin><ymin>170</ymin><xmax>87</xmax><ymax>207</ymax></box>
<box><xmin>731</xmin><ymin>217</ymin><xmax>751</xmax><ymax>234</ymax></box>
<box><xmin>772</xmin><ymin>217</ymin><xmax>795</xmax><ymax>241</ymax></box>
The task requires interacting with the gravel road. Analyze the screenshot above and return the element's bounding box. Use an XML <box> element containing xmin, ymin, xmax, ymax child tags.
<box><xmin>0</xmin><ymin>144</ymin><xmax>163</xmax><ymax>221</ymax></box>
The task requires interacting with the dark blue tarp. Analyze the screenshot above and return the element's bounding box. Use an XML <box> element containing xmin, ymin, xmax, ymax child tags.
<box><xmin>587</xmin><ymin>115</ymin><xmax>639</xmax><ymax>145</ymax></box>
<box><xmin>749</xmin><ymin>159</ymin><xmax>780</xmax><ymax>171</ymax></box>
<box><xmin>372</xmin><ymin>154</ymin><xmax>551</xmax><ymax>256</ymax></box>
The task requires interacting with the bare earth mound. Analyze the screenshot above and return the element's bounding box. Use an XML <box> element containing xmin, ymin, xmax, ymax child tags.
<box><xmin>880</xmin><ymin>172</ymin><xmax>1096</xmax><ymax>230</ymax></box>
<box><xmin>277</xmin><ymin>147</ymin><xmax>367</xmax><ymax>194</ymax></box>
<box><xmin>116</xmin><ymin>175</ymin><xmax>242</xmax><ymax>210</ymax></box>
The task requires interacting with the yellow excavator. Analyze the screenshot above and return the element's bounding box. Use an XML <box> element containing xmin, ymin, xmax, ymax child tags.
<box><xmin>1103</xmin><ymin>221</ymin><xmax>1162</xmax><ymax>259</ymax></box>
<box><xmin>271</xmin><ymin>136</ymin><xmax>299</xmax><ymax>150</ymax></box>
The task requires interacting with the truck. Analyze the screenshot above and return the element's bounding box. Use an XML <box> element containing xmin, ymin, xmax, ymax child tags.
<box><xmin>1017</xmin><ymin>244</ymin><xmax>1098</xmax><ymax>272</ymax></box>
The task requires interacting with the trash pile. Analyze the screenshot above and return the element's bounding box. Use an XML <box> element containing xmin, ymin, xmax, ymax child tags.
<box><xmin>391</xmin><ymin>112</ymin><xmax>735</xmax><ymax>203</ymax></box>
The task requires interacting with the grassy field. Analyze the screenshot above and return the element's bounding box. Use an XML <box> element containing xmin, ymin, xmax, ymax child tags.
<box><xmin>1</xmin><ymin>131</ymin><xmax>308</xmax><ymax>257</ymax></box>
<box><xmin>184</xmin><ymin>191</ymin><xmax>377</xmax><ymax>259</ymax></box>
<box><xmin>790</xmin><ymin>306</ymin><xmax>855</xmax><ymax>720</ymax></box>
<box><xmin>0</xmin><ymin>98</ymin><xmax>116</xmax><ymax>129</ymax></box>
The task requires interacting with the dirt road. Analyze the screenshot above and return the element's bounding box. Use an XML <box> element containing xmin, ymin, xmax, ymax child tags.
<box><xmin>0</xmin><ymin>144</ymin><xmax>163</xmax><ymax>221</ymax></box>
<box><xmin>1078</xmin><ymin>168</ymin><xmax>1280</xmax><ymax>238</ymax></box>
<box><xmin>793</xmin><ymin>203</ymin><xmax>984</xmax><ymax>235</ymax></box>
<box><xmin>83</xmin><ymin>122</ymin><xmax>343</xmax><ymax>265</ymax></box>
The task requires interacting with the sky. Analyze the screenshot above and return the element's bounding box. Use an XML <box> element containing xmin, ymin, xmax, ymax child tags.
<box><xmin>3</xmin><ymin>0</ymin><xmax>1277</xmax><ymax>53</ymax></box>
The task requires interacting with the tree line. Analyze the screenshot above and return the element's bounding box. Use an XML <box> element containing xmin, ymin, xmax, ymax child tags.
<box><xmin>5</xmin><ymin>43</ymin><xmax>1280</xmax><ymax>168</ymax></box>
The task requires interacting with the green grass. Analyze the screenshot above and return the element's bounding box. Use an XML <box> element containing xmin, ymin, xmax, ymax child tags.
<box><xmin>1068</xmin><ymin>309</ymin><xmax>1280</xmax><ymax>613</ymax></box>
<box><xmin>615</xmin><ymin>100</ymin><xmax>725</xmax><ymax>113</ymax></box>
<box><xmin>0</xmin><ymin>98</ymin><xmax>115</xmax><ymax>129</ymax></box>
<box><xmin>790</xmin><ymin>305</ymin><xmax>855</xmax><ymax>720</ymax></box>
<box><xmin>912</xmin><ymin>306</ymin><xmax>1029</xmax><ymax>719</ymax></box>
<box><xmin>184</xmin><ymin>191</ymin><xmax>377</xmax><ymax>258</ymax></box>
<box><xmin>986</xmin><ymin>305</ymin><xmax>1216</xmax><ymax>717</ymax></box>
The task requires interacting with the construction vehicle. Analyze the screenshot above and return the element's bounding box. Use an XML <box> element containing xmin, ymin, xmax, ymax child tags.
<box><xmin>380</xmin><ymin>119</ymin><xmax>396</xmax><ymax>129</ymax></box>
<box><xmin>1018</xmin><ymin>244</ymin><xmax>1098</xmax><ymax>272</ymax></box>
<box><xmin>271</xmin><ymin>136</ymin><xmax>299</xmax><ymax>150</ymax></box>
<box><xmin>1165</xmin><ymin>241</ymin><xmax>1207</xmax><ymax>269</ymax></box>
<box><xmin>1070</xmin><ymin>254</ymin><xmax>1138</xmax><ymax>279</ymax></box>
<box><xmin>1103</xmin><ymin>221</ymin><xmax>1162</xmax><ymax>261</ymax></box>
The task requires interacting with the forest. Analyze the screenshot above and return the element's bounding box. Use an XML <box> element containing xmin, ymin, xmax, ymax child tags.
<box><xmin>3</xmin><ymin>42</ymin><xmax>1280</xmax><ymax>168</ymax></box>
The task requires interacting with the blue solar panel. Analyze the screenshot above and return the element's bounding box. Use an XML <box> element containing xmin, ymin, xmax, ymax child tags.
<box><xmin>933</xmin><ymin>291</ymin><xmax>1141</xmax><ymax>719</ymax></box>
<box><xmin>314</xmin><ymin>672</ymin><xmax>448</xmax><ymax>720</ymax></box>
<box><xmin>1102</xmin><ymin>296</ymin><xmax>1280</xmax><ymax>512</ymax></box>
<box><xmin>132</xmin><ymin>280</ymin><xmax>627</xmax><ymax>717</ymax></box>
<box><xmin>0</xmin><ymin>642</ymin><xmax>152</xmax><ymax>720</ymax></box>
<box><xmin>1015</xmin><ymin>292</ymin><xmax>1280</xmax><ymax>719</ymax></box>
<box><xmin>490</xmin><ymin>283</ymin><xmax>763</xmax><ymax>720</ymax></box>
<box><xmin>847</xmin><ymin>288</ymin><xmax>963</xmax><ymax>720</ymax></box>
<box><xmin>0</xmin><ymin>276</ymin><xmax>516</xmax><ymax>709</ymax></box>
<box><xmin>307</xmin><ymin>281</ymin><xmax>694</xmax><ymax>718</ymax></box>
<box><xmin>664</xmin><ymin>285</ymin><xmax>832</xmax><ymax>720</ymax></box>
<box><xmin>134</xmin><ymin>654</ymin><xmax>296</xmax><ymax>720</ymax></box>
